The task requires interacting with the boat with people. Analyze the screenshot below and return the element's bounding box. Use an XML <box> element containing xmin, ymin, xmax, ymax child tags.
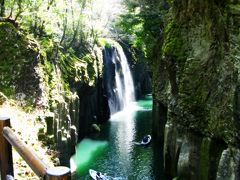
<box><xmin>141</xmin><ymin>135</ymin><xmax>151</xmax><ymax>146</ymax></box>
<box><xmin>89</xmin><ymin>169</ymin><xmax>108</xmax><ymax>180</ymax></box>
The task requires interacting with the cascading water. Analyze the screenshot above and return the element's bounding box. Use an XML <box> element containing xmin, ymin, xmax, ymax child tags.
<box><xmin>72</xmin><ymin>41</ymin><xmax>162</xmax><ymax>180</ymax></box>
<box><xmin>103</xmin><ymin>44</ymin><xmax>135</xmax><ymax>115</ymax></box>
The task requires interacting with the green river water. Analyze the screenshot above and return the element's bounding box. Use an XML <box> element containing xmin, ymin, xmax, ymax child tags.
<box><xmin>72</xmin><ymin>95</ymin><xmax>165</xmax><ymax>180</ymax></box>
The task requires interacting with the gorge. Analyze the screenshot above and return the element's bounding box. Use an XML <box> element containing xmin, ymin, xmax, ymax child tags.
<box><xmin>0</xmin><ymin>0</ymin><xmax>240</xmax><ymax>179</ymax></box>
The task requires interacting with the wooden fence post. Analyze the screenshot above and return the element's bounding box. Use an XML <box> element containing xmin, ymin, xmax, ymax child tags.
<box><xmin>0</xmin><ymin>117</ymin><xmax>14</xmax><ymax>179</ymax></box>
<box><xmin>3</xmin><ymin>127</ymin><xmax>48</xmax><ymax>178</ymax></box>
<box><xmin>1</xmin><ymin>118</ymin><xmax>71</xmax><ymax>180</ymax></box>
<box><xmin>45</xmin><ymin>166</ymin><xmax>71</xmax><ymax>180</ymax></box>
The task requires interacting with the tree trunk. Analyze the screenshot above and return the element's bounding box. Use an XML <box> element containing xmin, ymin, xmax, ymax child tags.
<box><xmin>0</xmin><ymin>0</ymin><xmax>5</xmax><ymax>17</ymax></box>
<box><xmin>0</xmin><ymin>17</ymin><xmax>18</xmax><ymax>28</ymax></box>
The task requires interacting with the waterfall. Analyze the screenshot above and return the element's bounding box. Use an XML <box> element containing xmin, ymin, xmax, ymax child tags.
<box><xmin>103</xmin><ymin>45</ymin><xmax>135</xmax><ymax>115</ymax></box>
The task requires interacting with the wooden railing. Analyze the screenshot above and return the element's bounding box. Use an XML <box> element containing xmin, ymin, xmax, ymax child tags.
<box><xmin>0</xmin><ymin>117</ymin><xmax>71</xmax><ymax>180</ymax></box>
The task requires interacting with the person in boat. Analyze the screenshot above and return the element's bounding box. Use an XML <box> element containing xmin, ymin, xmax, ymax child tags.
<box><xmin>96</xmin><ymin>172</ymin><xmax>102</xmax><ymax>180</ymax></box>
<box><xmin>143</xmin><ymin>135</ymin><xmax>150</xmax><ymax>143</ymax></box>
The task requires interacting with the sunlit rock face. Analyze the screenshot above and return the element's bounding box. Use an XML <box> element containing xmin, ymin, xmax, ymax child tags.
<box><xmin>152</xmin><ymin>0</ymin><xmax>240</xmax><ymax>179</ymax></box>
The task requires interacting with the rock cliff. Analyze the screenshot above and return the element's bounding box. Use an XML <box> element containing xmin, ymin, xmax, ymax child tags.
<box><xmin>153</xmin><ymin>0</ymin><xmax>240</xmax><ymax>179</ymax></box>
<box><xmin>0</xmin><ymin>24</ymin><xmax>150</xmax><ymax>167</ymax></box>
<box><xmin>0</xmin><ymin>22</ymin><xmax>109</xmax><ymax>166</ymax></box>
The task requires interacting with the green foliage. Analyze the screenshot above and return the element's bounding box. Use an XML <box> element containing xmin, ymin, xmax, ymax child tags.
<box><xmin>115</xmin><ymin>0</ymin><xmax>165</xmax><ymax>60</ymax></box>
<box><xmin>98</xmin><ymin>38</ymin><xmax>112</xmax><ymax>48</ymax></box>
<box><xmin>0</xmin><ymin>0</ymin><xmax>106</xmax><ymax>103</ymax></box>
<box><xmin>162</xmin><ymin>20</ymin><xmax>185</xmax><ymax>61</ymax></box>
<box><xmin>199</xmin><ymin>138</ymin><xmax>210</xmax><ymax>180</ymax></box>
<box><xmin>0</xmin><ymin>22</ymin><xmax>37</xmax><ymax>98</ymax></box>
<box><xmin>97</xmin><ymin>38</ymin><xmax>120</xmax><ymax>49</ymax></box>
<box><xmin>1</xmin><ymin>0</ymin><xmax>99</xmax><ymax>54</ymax></box>
<box><xmin>0</xmin><ymin>0</ymin><xmax>154</xmax><ymax>111</ymax></box>
<box><xmin>167</xmin><ymin>0</ymin><xmax>174</xmax><ymax>5</ymax></box>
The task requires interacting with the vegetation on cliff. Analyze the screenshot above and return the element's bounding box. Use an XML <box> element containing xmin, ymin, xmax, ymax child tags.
<box><xmin>0</xmin><ymin>0</ymin><xmax>111</xmax><ymax>177</ymax></box>
<box><xmin>118</xmin><ymin>0</ymin><xmax>239</xmax><ymax>146</ymax></box>
<box><xmin>115</xmin><ymin>0</ymin><xmax>165</xmax><ymax>61</ymax></box>
<box><xmin>0</xmin><ymin>0</ymin><xmax>106</xmax><ymax>108</ymax></box>
<box><xmin>114</xmin><ymin>0</ymin><xmax>240</xmax><ymax>178</ymax></box>
<box><xmin>2</xmin><ymin>0</ymin><xmax>240</xmax><ymax>179</ymax></box>
<box><xmin>0</xmin><ymin>0</ymin><xmax>153</xmax><ymax>176</ymax></box>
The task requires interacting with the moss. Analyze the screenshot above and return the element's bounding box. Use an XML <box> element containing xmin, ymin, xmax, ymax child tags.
<box><xmin>83</xmin><ymin>54</ymin><xmax>97</xmax><ymax>86</ymax></box>
<box><xmin>199</xmin><ymin>138</ymin><xmax>210</xmax><ymax>180</ymax></box>
<box><xmin>153</xmin><ymin>0</ymin><xmax>240</xmax><ymax>146</ymax></box>
<box><xmin>37</xmin><ymin>37</ymin><xmax>102</xmax><ymax>111</ymax></box>
<box><xmin>0</xmin><ymin>23</ymin><xmax>24</xmax><ymax>96</ymax></box>
<box><xmin>97</xmin><ymin>38</ymin><xmax>120</xmax><ymax>49</ymax></box>
<box><xmin>98</xmin><ymin>38</ymin><xmax>112</xmax><ymax>48</ymax></box>
<box><xmin>56</xmin><ymin>49</ymin><xmax>99</xmax><ymax>88</ymax></box>
<box><xmin>0</xmin><ymin>22</ymin><xmax>41</xmax><ymax>104</ymax></box>
<box><xmin>162</xmin><ymin>20</ymin><xmax>186</xmax><ymax>61</ymax></box>
<box><xmin>167</xmin><ymin>0</ymin><xmax>174</xmax><ymax>5</ymax></box>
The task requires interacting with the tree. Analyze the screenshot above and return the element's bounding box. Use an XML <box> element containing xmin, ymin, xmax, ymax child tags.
<box><xmin>115</xmin><ymin>0</ymin><xmax>168</xmax><ymax>60</ymax></box>
<box><xmin>0</xmin><ymin>0</ymin><xmax>5</xmax><ymax>17</ymax></box>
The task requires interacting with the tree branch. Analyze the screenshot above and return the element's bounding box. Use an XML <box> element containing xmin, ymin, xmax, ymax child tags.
<box><xmin>0</xmin><ymin>17</ymin><xmax>18</xmax><ymax>28</ymax></box>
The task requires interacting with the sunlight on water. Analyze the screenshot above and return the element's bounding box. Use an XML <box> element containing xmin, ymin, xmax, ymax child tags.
<box><xmin>110</xmin><ymin>103</ymin><xmax>138</xmax><ymax>122</ymax></box>
<box><xmin>110</xmin><ymin>95</ymin><xmax>152</xmax><ymax>122</ymax></box>
<box><xmin>71</xmin><ymin>95</ymin><xmax>163</xmax><ymax>179</ymax></box>
<box><xmin>111</xmin><ymin>105</ymin><xmax>136</xmax><ymax>172</ymax></box>
<box><xmin>107</xmin><ymin>95</ymin><xmax>153</xmax><ymax>176</ymax></box>
<box><xmin>71</xmin><ymin>138</ymin><xmax>108</xmax><ymax>174</ymax></box>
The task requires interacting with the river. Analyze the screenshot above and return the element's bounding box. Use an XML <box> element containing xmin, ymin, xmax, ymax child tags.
<box><xmin>72</xmin><ymin>95</ymin><xmax>165</xmax><ymax>179</ymax></box>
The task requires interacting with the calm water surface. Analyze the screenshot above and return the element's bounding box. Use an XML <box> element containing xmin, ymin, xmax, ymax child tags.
<box><xmin>72</xmin><ymin>95</ymin><xmax>165</xmax><ymax>180</ymax></box>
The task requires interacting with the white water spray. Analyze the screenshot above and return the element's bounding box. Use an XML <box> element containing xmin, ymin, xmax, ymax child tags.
<box><xmin>104</xmin><ymin>45</ymin><xmax>136</xmax><ymax>115</ymax></box>
<box><xmin>115</xmin><ymin>46</ymin><xmax>135</xmax><ymax>107</ymax></box>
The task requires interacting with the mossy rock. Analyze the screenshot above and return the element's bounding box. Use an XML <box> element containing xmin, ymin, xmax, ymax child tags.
<box><xmin>153</xmin><ymin>0</ymin><xmax>240</xmax><ymax>146</ymax></box>
<box><xmin>97</xmin><ymin>38</ymin><xmax>121</xmax><ymax>49</ymax></box>
<box><xmin>0</xmin><ymin>92</ymin><xmax>8</xmax><ymax>105</ymax></box>
<box><xmin>0</xmin><ymin>22</ymin><xmax>41</xmax><ymax>104</ymax></box>
<box><xmin>91</xmin><ymin>123</ymin><xmax>101</xmax><ymax>133</ymax></box>
<box><xmin>162</xmin><ymin>21</ymin><xmax>186</xmax><ymax>61</ymax></box>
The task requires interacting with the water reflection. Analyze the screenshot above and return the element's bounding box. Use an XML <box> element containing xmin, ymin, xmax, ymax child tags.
<box><xmin>72</xmin><ymin>95</ymin><xmax>165</xmax><ymax>179</ymax></box>
<box><xmin>110</xmin><ymin>106</ymin><xmax>137</xmax><ymax>175</ymax></box>
<box><xmin>71</xmin><ymin>138</ymin><xmax>108</xmax><ymax>174</ymax></box>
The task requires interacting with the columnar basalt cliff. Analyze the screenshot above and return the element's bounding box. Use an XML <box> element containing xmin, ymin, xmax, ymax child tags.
<box><xmin>0</xmin><ymin>22</ymin><xmax>109</xmax><ymax>166</ymax></box>
<box><xmin>153</xmin><ymin>0</ymin><xmax>240</xmax><ymax>179</ymax></box>
<box><xmin>0</xmin><ymin>24</ymin><xmax>151</xmax><ymax>167</ymax></box>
